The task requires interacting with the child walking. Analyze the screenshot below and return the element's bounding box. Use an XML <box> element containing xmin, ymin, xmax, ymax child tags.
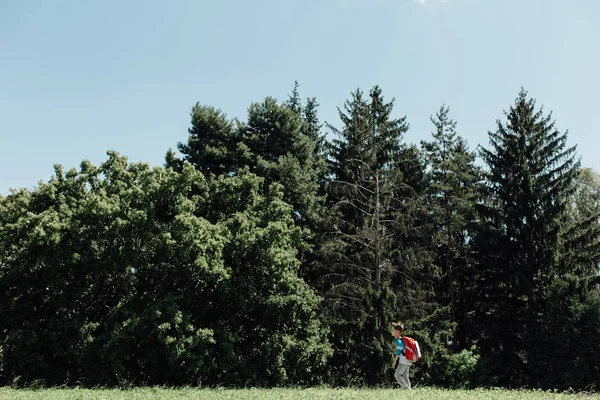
<box><xmin>391</xmin><ymin>322</ymin><xmax>412</xmax><ymax>389</ymax></box>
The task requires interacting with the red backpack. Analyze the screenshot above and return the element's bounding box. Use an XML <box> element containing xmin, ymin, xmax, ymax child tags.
<box><xmin>402</xmin><ymin>336</ymin><xmax>422</xmax><ymax>363</ymax></box>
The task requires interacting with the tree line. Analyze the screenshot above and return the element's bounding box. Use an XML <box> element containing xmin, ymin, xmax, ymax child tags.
<box><xmin>1</xmin><ymin>83</ymin><xmax>599</xmax><ymax>390</ymax></box>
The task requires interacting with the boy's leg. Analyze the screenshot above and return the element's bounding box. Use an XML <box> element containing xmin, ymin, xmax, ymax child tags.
<box><xmin>394</xmin><ymin>364</ymin><xmax>410</xmax><ymax>389</ymax></box>
<box><xmin>402</xmin><ymin>365</ymin><xmax>411</xmax><ymax>390</ymax></box>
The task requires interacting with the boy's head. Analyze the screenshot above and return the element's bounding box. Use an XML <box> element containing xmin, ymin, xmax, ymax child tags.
<box><xmin>391</xmin><ymin>322</ymin><xmax>404</xmax><ymax>338</ymax></box>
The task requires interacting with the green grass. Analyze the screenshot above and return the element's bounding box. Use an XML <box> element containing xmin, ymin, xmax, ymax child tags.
<box><xmin>0</xmin><ymin>388</ymin><xmax>598</xmax><ymax>400</ymax></box>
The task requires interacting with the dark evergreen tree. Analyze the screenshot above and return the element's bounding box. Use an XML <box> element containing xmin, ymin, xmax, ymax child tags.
<box><xmin>421</xmin><ymin>106</ymin><xmax>482</xmax><ymax>350</ymax></box>
<box><xmin>531</xmin><ymin>167</ymin><xmax>600</xmax><ymax>390</ymax></box>
<box><xmin>172</xmin><ymin>84</ymin><xmax>327</xmax><ymax>232</ymax></box>
<box><xmin>285</xmin><ymin>81</ymin><xmax>325</xmax><ymax>159</ymax></box>
<box><xmin>164</xmin><ymin>147</ymin><xmax>183</xmax><ymax>171</ymax></box>
<box><xmin>475</xmin><ymin>89</ymin><xmax>600</xmax><ymax>388</ymax></box>
<box><xmin>237</xmin><ymin>96</ymin><xmax>325</xmax><ymax>229</ymax></box>
<box><xmin>303</xmin><ymin>97</ymin><xmax>326</xmax><ymax>158</ymax></box>
<box><xmin>318</xmin><ymin>86</ymin><xmax>431</xmax><ymax>385</ymax></box>
<box><xmin>170</xmin><ymin>103</ymin><xmax>238</xmax><ymax>178</ymax></box>
<box><xmin>286</xmin><ymin>80</ymin><xmax>302</xmax><ymax>116</ymax></box>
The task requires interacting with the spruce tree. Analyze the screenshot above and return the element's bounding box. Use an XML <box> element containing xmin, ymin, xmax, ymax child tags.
<box><xmin>304</xmin><ymin>97</ymin><xmax>326</xmax><ymax>157</ymax></box>
<box><xmin>476</xmin><ymin>89</ymin><xmax>600</xmax><ymax>387</ymax></box>
<box><xmin>318</xmin><ymin>86</ymin><xmax>429</xmax><ymax>385</ymax></box>
<box><xmin>286</xmin><ymin>80</ymin><xmax>302</xmax><ymax>116</ymax></box>
<box><xmin>421</xmin><ymin>106</ymin><xmax>481</xmax><ymax>350</ymax></box>
<box><xmin>562</xmin><ymin>167</ymin><xmax>600</xmax><ymax>279</ymax></box>
<box><xmin>532</xmin><ymin>167</ymin><xmax>600</xmax><ymax>389</ymax></box>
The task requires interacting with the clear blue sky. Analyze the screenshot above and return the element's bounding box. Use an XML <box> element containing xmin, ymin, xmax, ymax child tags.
<box><xmin>2</xmin><ymin>0</ymin><xmax>599</xmax><ymax>194</ymax></box>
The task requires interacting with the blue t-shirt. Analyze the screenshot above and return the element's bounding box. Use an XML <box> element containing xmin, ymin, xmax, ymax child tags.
<box><xmin>395</xmin><ymin>337</ymin><xmax>404</xmax><ymax>356</ymax></box>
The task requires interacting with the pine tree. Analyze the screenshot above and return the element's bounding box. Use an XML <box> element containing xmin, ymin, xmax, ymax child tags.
<box><xmin>421</xmin><ymin>106</ymin><xmax>481</xmax><ymax>350</ymax></box>
<box><xmin>475</xmin><ymin>89</ymin><xmax>600</xmax><ymax>387</ymax></box>
<box><xmin>239</xmin><ymin>94</ymin><xmax>325</xmax><ymax>229</ymax></box>
<box><xmin>164</xmin><ymin>147</ymin><xmax>183</xmax><ymax>171</ymax></box>
<box><xmin>169</xmin><ymin>84</ymin><xmax>327</xmax><ymax>231</ymax></box>
<box><xmin>318</xmin><ymin>86</ymin><xmax>429</xmax><ymax>385</ymax></box>
<box><xmin>531</xmin><ymin>167</ymin><xmax>600</xmax><ymax>390</ymax></box>
<box><xmin>304</xmin><ymin>97</ymin><xmax>325</xmax><ymax>157</ymax></box>
<box><xmin>562</xmin><ymin>167</ymin><xmax>600</xmax><ymax>279</ymax></box>
<box><xmin>286</xmin><ymin>80</ymin><xmax>302</xmax><ymax>116</ymax></box>
<box><xmin>173</xmin><ymin>103</ymin><xmax>237</xmax><ymax>178</ymax></box>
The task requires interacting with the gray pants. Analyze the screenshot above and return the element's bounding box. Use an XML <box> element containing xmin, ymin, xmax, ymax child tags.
<box><xmin>394</xmin><ymin>363</ymin><xmax>411</xmax><ymax>389</ymax></box>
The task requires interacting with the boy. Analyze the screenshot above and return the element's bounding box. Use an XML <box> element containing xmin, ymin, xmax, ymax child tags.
<box><xmin>391</xmin><ymin>322</ymin><xmax>412</xmax><ymax>389</ymax></box>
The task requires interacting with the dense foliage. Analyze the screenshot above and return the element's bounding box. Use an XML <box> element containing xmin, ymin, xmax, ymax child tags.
<box><xmin>1</xmin><ymin>84</ymin><xmax>598</xmax><ymax>390</ymax></box>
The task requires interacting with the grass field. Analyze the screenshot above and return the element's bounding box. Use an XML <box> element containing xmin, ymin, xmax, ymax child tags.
<box><xmin>0</xmin><ymin>388</ymin><xmax>597</xmax><ymax>400</ymax></box>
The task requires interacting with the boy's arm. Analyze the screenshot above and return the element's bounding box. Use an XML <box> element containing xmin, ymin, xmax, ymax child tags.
<box><xmin>392</xmin><ymin>337</ymin><xmax>403</xmax><ymax>367</ymax></box>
